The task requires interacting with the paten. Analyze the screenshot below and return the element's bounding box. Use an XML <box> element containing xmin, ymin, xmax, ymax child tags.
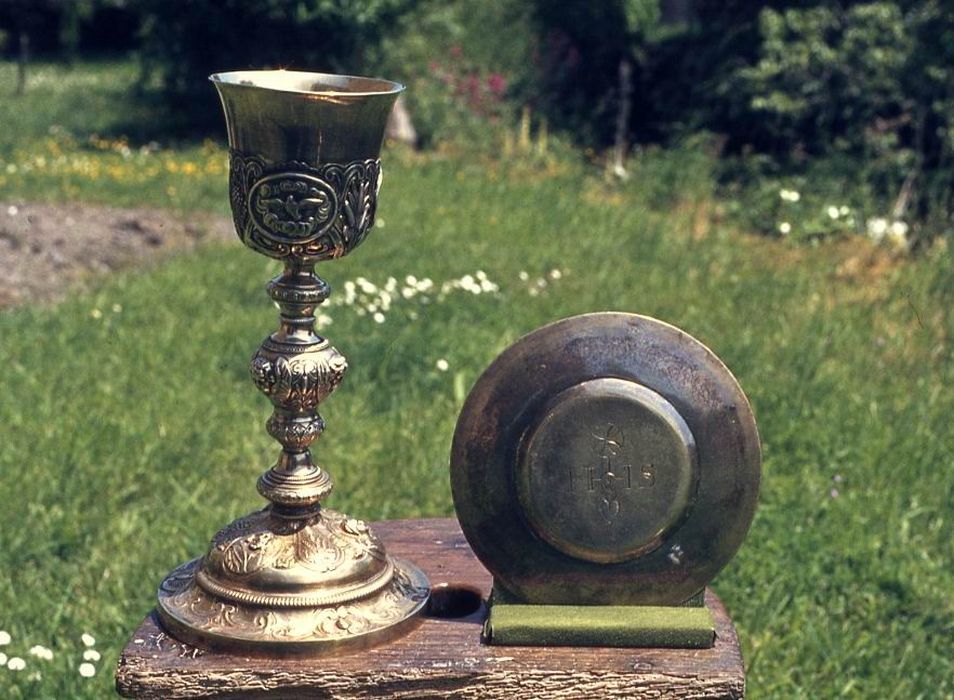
<box><xmin>451</xmin><ymin>312</ymin><xmax>761</xmax><ymax>607</ymax></box>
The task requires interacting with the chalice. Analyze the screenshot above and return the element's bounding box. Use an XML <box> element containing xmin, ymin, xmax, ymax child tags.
<box><xmin>156</xmin><ymin>70</ymin><xmax>429</xmax><ymax>653</ymax></box>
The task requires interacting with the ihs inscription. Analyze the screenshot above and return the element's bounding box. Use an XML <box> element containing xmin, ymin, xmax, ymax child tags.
<box><xmin>517</xmin><ymin>378</ymin><xmax>698</xmax><ymax>564</ymax></box>
<box><xmin>575</xmin><ymin>423</ymin><xmax>655</xmax><ymax>524</ymax></box>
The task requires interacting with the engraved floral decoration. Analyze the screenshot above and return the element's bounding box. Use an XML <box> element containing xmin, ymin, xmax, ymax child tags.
<box><xmin>265</xmin><ymin>414</ymin><xmax>325</xmax><ymax>451</ymax></box>
<box><xmin>203</xmin><ymin>509</ymin><xmax>386</xmax><ymax>580</ymax></box>
<box><xmin>249</xmin><ymin>173</ymin><xmax>337</xmax><ymax>239</ymax></box>
<box><xmin>229</xmin><ymin>150</ymin><xmax>381</xmax><ymax>261</ymax></box>
<box><xmin>250</xmin><ymin>345</ymin><xmax>348</xmax><ymax>411</ymax></box>
<box><xmin>158</xmin><ymin>558</ymin><xmax>429</xmax><ymax>642</ymax></box>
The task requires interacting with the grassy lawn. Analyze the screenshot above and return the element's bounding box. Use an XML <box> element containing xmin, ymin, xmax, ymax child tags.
<box><xmin>1</xmin><ymin>59</ymin><xmax>952</xmax><ymax>699</ymax></box>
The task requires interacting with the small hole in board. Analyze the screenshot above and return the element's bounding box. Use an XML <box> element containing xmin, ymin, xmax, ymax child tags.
<box><xmin>425</xmin><ymin>583</ymin><xmax>483</xmax><ymax>619</ymax></box>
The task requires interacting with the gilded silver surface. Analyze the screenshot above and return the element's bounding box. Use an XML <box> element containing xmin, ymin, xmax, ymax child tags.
<box><xmin>229</xmin><ymin>151</ymin><xmax>382</xmax><ymax>261</ymax></box>
<box><xmin>156</xmin><ymin>70</ymin><xmax>429</xmax><ymax>654</ymax></box>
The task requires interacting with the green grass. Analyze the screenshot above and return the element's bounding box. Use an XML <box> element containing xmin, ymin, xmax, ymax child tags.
<box><xmin>0</xmin><ymin>59</ymin><xmax>952</xmax><ymax>699</ymax></box>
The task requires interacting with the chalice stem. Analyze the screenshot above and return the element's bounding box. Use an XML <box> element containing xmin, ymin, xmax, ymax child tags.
<box><xmin>254</xmin><ymin>262</ymin><xmax>344</xmax><ymax>521</ymax></box>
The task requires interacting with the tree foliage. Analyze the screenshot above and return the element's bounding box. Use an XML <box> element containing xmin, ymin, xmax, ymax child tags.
<box><xmin>134</xmin><ymin>0</ymin><xmax>419</xmax><ymax>129</ymax></box>
<box><xmin>733</xmin><ymin>2</ymin><xmax>954</xmax><ymax>227</ymax></box>
<box><xmin>523</xmin><ymin>0</ymin><xmax>954</xmax><ymax>232</ymax></box>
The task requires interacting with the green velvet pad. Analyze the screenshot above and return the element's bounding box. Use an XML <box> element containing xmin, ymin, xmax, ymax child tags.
<box><xmin>485</xmin><ymin>594</ymin><xmax>716</xmax><ymax>649</ymax></box>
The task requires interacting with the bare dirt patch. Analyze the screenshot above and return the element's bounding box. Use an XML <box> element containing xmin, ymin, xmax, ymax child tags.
<box><xmin>0</xmin><ymin>203</ymin><xmax>233</xmax><ymax>309</ymax></box>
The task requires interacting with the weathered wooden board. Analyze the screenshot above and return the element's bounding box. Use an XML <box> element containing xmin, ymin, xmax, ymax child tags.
<box><xmin>116</xmin><ymin>518</ymin><xmax>745</xmax><ymax>699</ymax></box>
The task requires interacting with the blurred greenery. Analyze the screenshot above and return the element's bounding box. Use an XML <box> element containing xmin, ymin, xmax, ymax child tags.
<box><xmin>133</xmin><ymin>0</ymin><xmax>422</xmax><ymax>132</ymax></box>
<box><xmin>520</xmin><ymin>1</ymin><xmax>954</xmax><ymax>244</ymax></box>
<box><xmin>0</xmin><ymin>40</ymin><xmax>952</xmax><ymax>700</ymax></box>
<box><xmin>4</xmin><ymin>1</ymin><xmax>954</xmax><ymax>240</ymax></box>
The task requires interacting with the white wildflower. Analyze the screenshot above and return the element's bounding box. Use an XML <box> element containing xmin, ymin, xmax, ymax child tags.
<box><xmin>405</xmin><ymin>274</ymin><xmax>418</xmax><ymax>287</ymax></box>
<box><xmin>518</xmin><ymin>271</ymin><xmax>529</xmax><ymax>281</ymax></box>
<box><xmin>435</xmin><ymin>358</ymin><xmax>449</xmax><ymax>372</ymax></box>
<box><xmin>549</xmin><ymin>269</ymin><xmax>562</xmax><ymax>280</ymax></box>
<box><xmin>81</xmin><ymin>633</ymin><xmax>95</xmax><ymax>647</ymax></box>
<box><xmin>83</xmin><ymin>650</ymin><xmax>101</xmax><ymax>662</ymax></box>
<box><xmin>827</xmin><ymin>205</ymin><xmax>840</xmax><ymax>220</ymax></box>
<box><xmin>886</xmin><ymin>221</ymin><xmax>909</xmax><ymax>250</ymax></box>
<box><xmin>779</xmin><ymin>189</ymin><xmax>801</xmax><ymax>202</ymax></box>
<box><xmin>460</xmin><ymin>274</ymin><xmax>482</xmax><ymax>294</ymax></box>
<box><xmin>778</xmin><ymin>222</ymin><xmax>791</xmax><ymax>235</ymax></box>
<box><xmin>839</xmin><ymin>205</ymin><xmax>850</xmax><ymax>216</ymax></box>
<box><xmin>78</xmin><ymin>662</ymin><xmax>96</xmax><ymax>678</ymax></box>
<box><xmin>372</xmin><ymin>312</ymin><xmax>385</xmax><ymax>324</ymax></box>
<box><xmin>0</xmin><ymin>631</ymin><xmax>10</xmax><ymax>646</ymax></box>
<box><xmin>376</xmin><ymin>218</ymin><xmax>386</xmax><ymax>228</ymax></box>
<box><xmin>28</xmin><ymin>646</ymin><xmax>53</xmax><ymax>661</ymax></box>
<box><xmin>112</xmin><ymin>303</ymin><xmax>122</xmax><ymax>313</ymax></box>
<box><xmin>90</xmin><ymin>308</ymin><xmax>103</xmax><ymax>319</ymax></box>
<box><xmin>6</xmin><ymin>205</ymin><xmax>18</xmax><ymax>216</ymax></box>
<box><xmin>401</xmin><ymin>287</ymin><xmax>415</xmax><ymax>299</ymax></box>
<box><xmin>7</xmin><ymin>657</ymin><xmax>25</xmax><ymax>671</ymax></box>
<box><xmin>866</xmin><ymin>217</ymin><xmax>888</xmax><ymax>242</ymax></box>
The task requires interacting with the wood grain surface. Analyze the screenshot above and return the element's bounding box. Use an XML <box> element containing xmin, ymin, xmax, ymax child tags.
<box><xmin>116</xmin><ymin>518</ymin><xmax>745</xmax><ymax>699</ymax></box>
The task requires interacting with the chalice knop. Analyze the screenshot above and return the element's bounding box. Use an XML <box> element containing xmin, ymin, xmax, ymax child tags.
<box><xmin>156</xmin><ymin>70</ymin><xmax>429</xmax><ymax>653</ymax></box>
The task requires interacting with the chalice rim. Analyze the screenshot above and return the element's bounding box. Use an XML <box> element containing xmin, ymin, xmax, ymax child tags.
<box><xmin>209</xmin><ymin>69</ymin><xmax>405</xmax><ymax>98</ymax></box>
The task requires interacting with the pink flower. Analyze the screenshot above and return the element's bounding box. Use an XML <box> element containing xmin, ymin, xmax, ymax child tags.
<box><xmin>486</xmin><ymin>73</ymin><xmax>507</xmax><ymax>97</ymax></box>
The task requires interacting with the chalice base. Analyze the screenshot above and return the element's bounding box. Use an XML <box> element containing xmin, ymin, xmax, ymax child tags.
<box><xmin>156</xmin><ymin>507</ymin><xmax>430</xmax><ymax>655</ymax></box>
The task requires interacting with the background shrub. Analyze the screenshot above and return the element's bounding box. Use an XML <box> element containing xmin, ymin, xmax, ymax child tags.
<box><xmin>133</xmin><ymin>0</ymin><xmax>420</xmax><ymax>130</ymax></box>
<box><xmin>519</xmin><ymin>1</ymin><xmax>954</xmax><ymax>242</ymax></box>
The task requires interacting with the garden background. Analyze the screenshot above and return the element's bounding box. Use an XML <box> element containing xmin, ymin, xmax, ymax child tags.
<box><xmin>0</xmin><ymin>1</ymin><xmax>951</xmax><ymax>697</ymax></box>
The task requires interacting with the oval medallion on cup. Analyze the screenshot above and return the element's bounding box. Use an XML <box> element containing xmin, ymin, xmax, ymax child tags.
<box><xmin>248</xmin><ymin>173</ymin><xmax>338</xmax><ymax>244</ymax></box>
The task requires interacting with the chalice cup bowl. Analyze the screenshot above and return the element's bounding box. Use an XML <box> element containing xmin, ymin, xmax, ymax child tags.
<box><xmin>156</xmin><ymin>70</ymin><xmax>430</xmax><ymax>653</ymax></box>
